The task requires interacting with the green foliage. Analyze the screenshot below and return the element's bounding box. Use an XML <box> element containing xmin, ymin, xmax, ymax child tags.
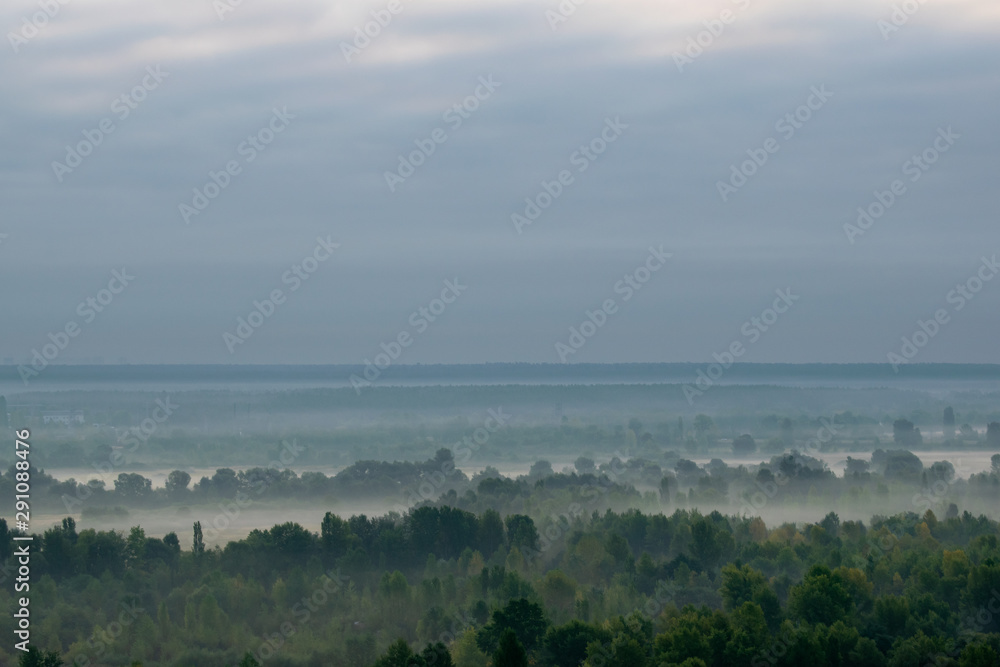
<box><xmin>18</xmin><ymin>647</ymin><xmax>63</xmax><ymax>667</ymax></box>
<box><xmin>493</xmin><ymin>629</ymin><xmax>528</xmax><ymax>667</ymax></box>
<box><xmin>477</xmin><ymin>598</ymin><xmax>549</xmax><ymax>655</ymax></box>
<box><xmin>5</xmin><ymin>499</ymin><xmax>1000</xmax><ymax>667</ymax></box>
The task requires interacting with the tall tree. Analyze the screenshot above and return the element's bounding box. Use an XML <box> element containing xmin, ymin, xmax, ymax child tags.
<box><xmin>943</xmin><ymin>406</ymin><xmax>956</xmax><ymax>440</ymax></box>
<box><xmin>192</xmin><ymin>521</ymin><xmax>205</xmax><ymax>557</ymax></box>
<box><xmin>987</xmin><ymin>422</ymin><xmax>1000</xmax><ymax>448</ymax></box>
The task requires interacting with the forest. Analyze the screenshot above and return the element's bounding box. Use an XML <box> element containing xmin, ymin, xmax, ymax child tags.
<box><xmin>3</xmin><ymin>453</ymin><xmax>1000</xmax><ymax>666</ymax></box>
<box><xmin>2</xmin><ymin>378</ymin><xmax>999</xmax><ymax>666</ymax></box>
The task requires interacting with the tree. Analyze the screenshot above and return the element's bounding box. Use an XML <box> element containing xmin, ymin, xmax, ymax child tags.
<box><xmin>420</xmin><ymin>643</ymin><xmax>455</xmax><ymax>667</ymax></box>
<box><xmin>789</xmin><ymin>565</ymin><xmax>853</xmax><ymax>626</ymax></box>
<box><xmin>659</xmin><ymin>475</ymin><xmax>673</xmax><ymax>504</ymax></box>
<box><xmin>694</xmin><ymin>414</ymin><xmax>714</xmax><ymax>438</ymax></box>
<box><xmin>0</xmin><ymin>395</ymin><xmax>7</xmax><ymax>428</ymax></box>
<box><xmin>18</xmin><ymin>646</ymin><xmax>63</xmax><ymax>667</ymax></box>
<box><xmin>373</xmin><ymin>638</ymin><xmax>421</xmax><ymax>667</ymax></box>
<box><xmin>987</xmin><ymin>422</ymin><xmax>1000</xmax><ymax>448</ymax></box>
<box><xmin>504</xmin><ymin>515</ymin><xmax>539</xmax><ymax>554</ymax></box>
<box><xmin>992</xmin><ymin>454</ymin><xmax>1000</xmax><ymax>475</ymax></box>
<box><xmin>452</xmin><ymin>628</ymin><xmax>489</xmax><ymax>667</ymax></box>
<box><xmin>114</xmin><ymin>473</ymin><xmax>153</xmax><ymax>500</ymax></box>
<box><xmin>892</xmin><ymin>419</ymin><xmax>922</xmax><ymax>447</ymax></box>
<box><xmin>321</xmin><ymin>511</ymin><xmax>357</xmax><ymax>558</ymax></box>
<box><xmin>238</xmin><ymin>652</ymin><xmax>261</xmax><ymax>667</ymax></box>
<box><xmin>540</xmin><ymin>570</ymin><xmax>577</xmax><ymax>613</ymax></box>
<box><xmin>574</xmin><ymin>456</ymin><xmax>596</xmax><ymax>474</ymax></box>
<box><xmin>478</xmin><ymin>509</ymin><xmax>506</xmax><ymax>556</ymax></box>
<box><xmin>165</xmin><ymin>470</ymin><xmax>191</xmax><ymax>496</ymax></box>
<box><xmin>477</xmin><ymin>598</ymin><xmax>549</xmax><ymax>655</ymax></box>
<box><xmin>493</xmin><ymin>629</ymin><xmax>528</xmax><ymax>667</ymax></box>
<box><xmin>529</xmin><ymin>460</ymin><xmax>554</xmax><ymax>478</ymax></box>
<box><xmin>0</xmin><ymin>518</ymin><xmax>11</xmax><ymax>561</ymax></box>
<box><xmin>192</xmin><ymin>521</ymin><xmax>205</xmax><ymax>557</ymax></box>
<box><xmin>960</xmin><ymin>641</ymin><xmax>1000</xmax><ymax>667</ymax></box>
<box><xmin>943</xmin><ymin>407</ymin><xmax>956</xmax><ymax>439</ymax></box>
<box><xmin>544</xmin><ymin>621</ymin><xmax>611</xmax><ymax>667</ymax></box>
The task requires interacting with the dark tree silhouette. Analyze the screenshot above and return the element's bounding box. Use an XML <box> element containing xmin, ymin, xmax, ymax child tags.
<box><xmin>493</xmin><ymin>629</ymin><xmax>528</xmax><ymax>667</ymax></box>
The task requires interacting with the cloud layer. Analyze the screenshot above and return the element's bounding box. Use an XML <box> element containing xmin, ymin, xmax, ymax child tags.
<box><xmin>1</xmin><ymin>0</ymin><xmax>998</xmax><ymax>365</ymax></box>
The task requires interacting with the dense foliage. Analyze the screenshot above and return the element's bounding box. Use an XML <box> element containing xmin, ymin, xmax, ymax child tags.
<box><xmin>3</xmin><ymin>499</ymin><xmax>1000</xmax><ymax>666</ymax></box>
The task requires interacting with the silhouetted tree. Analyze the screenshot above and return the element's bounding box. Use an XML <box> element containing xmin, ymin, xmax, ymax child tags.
<box><xmin>493</xmin><ymin>629</ymin><xmax>528</xmax><ymax>667</ymax></box>
<box><xmin>192</xmin><ymin>521</ymin><xmax>205</xmax><ymax>557</ymax></box>
<box><xmin>987</xmin><ymin>422</ymin><xmax>1000</xmax><ymax>448</ymax></box>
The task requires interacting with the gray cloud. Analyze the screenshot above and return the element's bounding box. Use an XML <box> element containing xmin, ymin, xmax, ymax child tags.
<box><xmin>1</xmin><ymin>0</ymin><xmax>998</xmax><ymax>365</ymax></box>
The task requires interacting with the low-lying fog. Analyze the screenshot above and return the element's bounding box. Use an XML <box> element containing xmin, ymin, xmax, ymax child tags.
<box><xmin>41</xmin><ymin>450</ymin><xmax>999</xmax><ymax>491</ymax></box>
<box><xmin>32</xmin><ymin>449</ymin><xmax>1000</xmax><ymax>548</ymax></box>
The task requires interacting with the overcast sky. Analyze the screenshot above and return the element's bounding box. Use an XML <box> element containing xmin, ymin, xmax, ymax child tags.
<box><xmin>1</xmin><ymin>0</ymin><xmax>998</xmax><ymax>366</ymax></box>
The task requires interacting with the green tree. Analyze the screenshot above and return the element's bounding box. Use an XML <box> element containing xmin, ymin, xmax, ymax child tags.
<box><xmin>420</xmin><ymin>642</ymin><xmax>455</xmax><ymax>667</ymax></box>
<box><xmin>478</xmin><ymin>509</ymin><xmax>506</xmax><ymax>556</ymax></box>
<box><xmin>493</xmin><ymin>629</ymin><xmax>527</xmax><ymax>667</ymax></box>
<box><xmin>114</xmin><ymin>473</ymin><xmax>153</xmax><ymax>500</ymax></box>
<box><xmin>788</xmin><ymin>564</ymin><xmax>853</xmax><ymax>626</ymax></box>
<box><xmin>18</xmin><ymin>646</ymin><xmax>63</xmax><ymax>667</ymax></box>
<box><xmin>321</xmin><ymin>511</ymin><xmax>357</xmax><ymax>558</ymax></box>
<box><xmin>504</xmin><ymin>515</ymin><xmax>539</xmax><ymax>554</ymax></box>
<box><xmin>192</xmin><ymin>521</ymin><xmax>205</xmax><ymax>557</ymax></box>
<box><xmin>238</xmin><ymin>652</ymin><xmax>261</xmax><ymax>667</ymax></box>
<box><xmin>544</xmin><ymin>621</ymin><xmax>610</xmax><ymax>667</ymax></box>
<box><xmin>374</xmin><ymin>638</ymin><xmax>422</xmax><ymax>667</ymax></box>
<box><xmin>477</xmin><ymin>598</ymin><xmax>549</xmax><ymax>655</ymax></box>
<box><xmin>960</xmin><ymin>641</ymin><xmax>1000</xmax><ymax>667</ymax></box>
<box><xmin>987</xmin><ymin>422</ymin><xmax>1000</xmax><ymax>448</ymax></box>
<box><xmin>165</xmin><ymin>470</ymin><xmax>191</xmax><ymax>496</ymax></box>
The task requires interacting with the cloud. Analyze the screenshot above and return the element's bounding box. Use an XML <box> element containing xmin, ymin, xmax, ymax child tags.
<box><xmin>1</xmin><ymin>0</ymin><xmax>998</xmax><ymax>364</ymax></box>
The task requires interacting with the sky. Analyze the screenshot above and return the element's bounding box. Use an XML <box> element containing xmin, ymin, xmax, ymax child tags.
<box><xmin>1</xmin><ymin>0</ymin><xmax>998</xmax><ymax>366</ymax></box>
